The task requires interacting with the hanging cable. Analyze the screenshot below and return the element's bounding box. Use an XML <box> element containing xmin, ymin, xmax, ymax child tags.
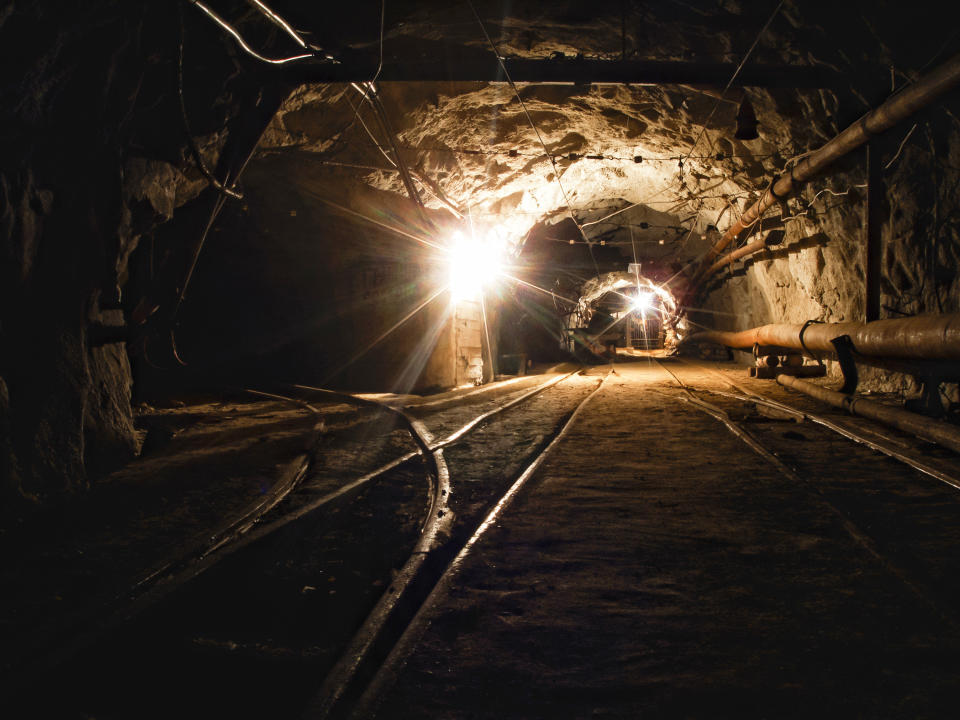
<box><xmin>177</xmin><ymin>3</ymin><xmax>243</xmax><ymax>200</ymax></box>
<box><xmin>361</xmin><ymin>82</ymin><xmax>424</xmax><ymax>207</ymax></box>
<box><xmin>465</xmin><ymin>0</ymin><xmax>600</xmax><ymax>275</ymax></box>
<box><xmin>245</xmin><ymin>0</ymin><xmax>308</xmax><ymax>48</ymax></box>
<box><xmin>373</xmin><ymin>0</ymin><xmax>386</xmax><ymax>83</ymax></box>
<box><xmin>679</xmin><ymin>0</ymin><xmax>785</xmax><ymax>166</ymax></box>
<box><xmin>884</xmin><ymin>123</ymin><xmax>918</xmax><ymax>170</ymax></box>
<box><xmin>185</xmin><ymin>0</ymin><xmax>313</xmax><ymax>64</ymax></box>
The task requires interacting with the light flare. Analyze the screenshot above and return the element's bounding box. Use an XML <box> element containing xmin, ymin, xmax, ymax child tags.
<box><xmin>447</xmin><ymin>229</ymin><xmax>507</xmax><ymax>302</ymax></box>
<box><xmin>632</xmin><ymin>291</ymin><xmax>654</xmax><ymax>316</ymax></box>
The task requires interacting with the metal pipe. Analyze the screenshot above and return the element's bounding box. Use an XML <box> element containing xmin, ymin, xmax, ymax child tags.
<box><xmin>703</xmin><ymin>236</ymin><xmax>767</xmax><ymax>276</ymax></box>
<box><xmin>776</xmin><ymin>374</ymin><xmax>960</xmax><ymax>455</ymax></box>
<box><xmin>693</xmin><ymin>51</ymin><xmax>960</xmax><ymax>284</ymax></box>
<box><xmin>686</xmin><ymin>314</ymin><xmax>960</xmax><ymax>362</ymax></box>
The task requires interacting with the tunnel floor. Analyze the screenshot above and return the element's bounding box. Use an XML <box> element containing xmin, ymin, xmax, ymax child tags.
<box><xmin>5</xmin><ymin>360</ymin><xmax>960</xmax><ymax>718</ymax></box>
<box><xmin>373</xmin><ymin>361</ymin><xmax>960</xmax><ymax>717</ymax></box>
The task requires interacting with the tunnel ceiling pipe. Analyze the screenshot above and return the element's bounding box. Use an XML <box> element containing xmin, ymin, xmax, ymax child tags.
<box><xmin>284</xmin><ymin>56</ymin><xmax>840</xmax><ymax>88</ymax></box>
<box><xmin>776</xmin><ymin>374</ymin><xmax>960</xmax><ymax>455</ymax></box>
<box><xmin>684</xmin><ymin>314</ymin><xmax>960</xmax><ymax>362</ymax></box>
<box><xmin>703</xmin><ymin>232</ymin><xmax>781</xmax><ymax>276</ymax></box>
<box><xmin>692</xmin><ymin>51</ymin><xmax>960</xmax><ymax>286</ymax></box>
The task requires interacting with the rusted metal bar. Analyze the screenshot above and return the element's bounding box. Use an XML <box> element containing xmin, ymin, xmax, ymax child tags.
<box><xmin>693</xmin><ymin>51</ymin><xmax>960</xmax><ymax>284</ymax></box>
<box><xmin>686</xmin><ymin>314</ymin><xmax>960</xmax><ymax>362</ymax></box>
<box><xmin>776</xmin><ymin>374</ymin><xmax>960</xmax><ymax>455</ymax></box>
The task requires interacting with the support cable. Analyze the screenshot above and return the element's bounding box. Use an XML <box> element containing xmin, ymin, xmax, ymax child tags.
<box><xmin>185</xmin><ymin>0</ymin><xmax>313</xmax><ymax>64</ymax></box>
<box><xmin>177</xmin><ymin>3</ymin><xmax>243</xmax><ymax>200</ymax></box>
<box><xmin>679</xmin><ymin>0</ymin><xmax>785</xmax><ymax>167</ymax></box>
<box><xmin>465</xmin><ymin>0</ymin><xmax>600</xmax><ymax>276</ymax></box>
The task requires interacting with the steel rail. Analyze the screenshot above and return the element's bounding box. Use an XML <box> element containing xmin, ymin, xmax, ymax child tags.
<box><xmin>688</xmin><ymin>368</ymin><xmax>960</xmax><ymax>490</ymax></box>
<box><xmin>15</xmin><ymin>372</ymin><xmax>579</xmax><ymax>699</ymax></box>
<box><xmin>678</xmin><ymin>359</ymin><xmax>960</xmax><ymax>491</ymax></box>
<box><xmin>133</xmin><ymin>390</ymin><xmax>324</xmax><ymax>591</ymax></box>
<box><xmin>297</xmin><ymin>370</ymin><xmax>586</xmax><ymax>717</ymax></box>
<box><xmin>652</xmin><ymin>359</ymin><xmax>957</xmax><ymax>630</ymax></box>
<box><xmin>6</xmin><ymin>389</ymin><xmax>330</xmax><ymax>698</ymax></box>
<box><xmin>138</xmin><ymin>370</ymin><xmax>577</xmax><ymax>592</ymax></box>
<box><xmin>135</xmin><ymin>385</ymin><xmax>429</xmax><ymax>593</ymax></box>
<box><xmin>346</xmin><ymin>371</ymin><xmax>611</xmax><ymax>719</ymax></box>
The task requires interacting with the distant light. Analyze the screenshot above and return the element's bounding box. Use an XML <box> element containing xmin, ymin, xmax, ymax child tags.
<box><xmin>448</xmin><ymin>230</ymin><xmax>505</xmax><ymax>302</ymax></box>
<box><xmin>632</xmin><ymin>291</ymin><xmax>654</xmax><ymax>315</ymax></box>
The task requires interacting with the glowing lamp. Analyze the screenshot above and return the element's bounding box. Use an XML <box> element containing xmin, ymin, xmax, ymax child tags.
<box><xmin>448</xmin><ymin>230</ymin><xmax>504</xmax><ymax>302</ymax></box>
<box><xmin>632</xmin><ymin>291</ymin><xmax>654</xmax><ymax>315</ymax></box>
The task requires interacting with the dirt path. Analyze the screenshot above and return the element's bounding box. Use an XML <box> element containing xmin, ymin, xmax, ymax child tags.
<box><xmin>374</xmin><ymin>360</ymin><xmax>960</xmax><ymax>718</ymax></box>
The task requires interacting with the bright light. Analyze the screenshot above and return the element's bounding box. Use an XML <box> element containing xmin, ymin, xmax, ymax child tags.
<box><xmin>632</xmin><ymin>291</ymin><xmax>654</xmax><ymax>315</ymax></box>
<box><xmin>448</xmin><ymin>229</ymin><xmax>506</xmax><ymax>302</ymax></box>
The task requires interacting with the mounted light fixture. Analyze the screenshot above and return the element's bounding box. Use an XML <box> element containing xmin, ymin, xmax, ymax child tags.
<box><xmin>447</xmin><ymin>229</ymin><xmax>506</xmax><ymax>302</ymax></box>
<box><xmin>632</xmin><ymin>291</ymin><xmax>655</xmax><ymax>316</ymax></box>
<box><xmin>735</xmin><ymin>97</ymin><xmax>759</xmax><ymax>140</ymax></box>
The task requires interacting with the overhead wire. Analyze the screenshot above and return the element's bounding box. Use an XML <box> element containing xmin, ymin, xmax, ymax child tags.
<box><xmin>245</xmin><ymin>0</ymin><xmax>308</xmax><ymax>48</ymax></box>
<box><xmin>678</xmin><ymin>0</ymin><xmax>785</xmax><ymax>167</ymax></box>
<box><xmin>465</xmin><ymin>0</ymin><xmax>601</xmax><ymax>276</ymax></box>
<box><xmin>884</xmin><ymin>123</ymin><xmax>918</xmax><ymax>170</ymax></box>
<box><xmin>177</xmin><ymin>2</ymin><xmax>243</xmax><ymax>200</ymax></box>
<box><xmin>185</xmin><ymin>0</ymin><xmax>314</xmax><ymax>64</ymax></box>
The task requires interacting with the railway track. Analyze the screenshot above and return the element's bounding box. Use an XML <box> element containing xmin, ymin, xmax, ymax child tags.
<box><xmin>676</xmin><ymin>358</ymin><xmax>960</xmax><ymax>490</ymax></box>
<box><xmin>14</xmin><ymin>367</ymin><xmax>603</xmax><ymax>718</ymax></box>
<box><xmin>312</xmin><ymin>369</ymin><xmax>611</xmax><ymax>719</ymax></box>
<box><xmin>651</xmin><ymin>357</ymin><xmax>960</xmax><ymax>631</ymax></box>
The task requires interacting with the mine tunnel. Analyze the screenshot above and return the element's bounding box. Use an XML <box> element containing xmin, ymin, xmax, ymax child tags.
<box><xmin>5</xmin><ymin>1</ymin><xmax>960</xmax><ymax>717</ymax></box>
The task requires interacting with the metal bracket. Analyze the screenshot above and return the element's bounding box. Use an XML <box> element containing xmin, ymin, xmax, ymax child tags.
<box><xmin>799</xmin><ymin>319</ymin><xmax>824</xmax><ymax>367</ymax></box>
<box><xmin>831</xmin><ymin>335</ymin><xmax>859</xmax><ymax>394</ymax></box>
<box><xmin>905</xmin><ymin>378</ymin><xmax>946</xmax><ymax>418</ymax></box>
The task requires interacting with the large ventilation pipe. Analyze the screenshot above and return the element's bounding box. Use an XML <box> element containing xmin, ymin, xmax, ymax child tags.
<box><xmin>685</xmin><ymin>314</ymin><xmax>960</xmax><ymax>362</ymax></box>
<box><xmin>691</xmin><ymin>52</ymin><xmax>960</xmax><ymax>285</ymax></box>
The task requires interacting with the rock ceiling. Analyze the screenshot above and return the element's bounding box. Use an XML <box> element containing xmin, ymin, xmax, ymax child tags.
<box><xmin>236</xmin><ymin>0</ymin><xmax>944</xmax><ymax>272</ymax></box>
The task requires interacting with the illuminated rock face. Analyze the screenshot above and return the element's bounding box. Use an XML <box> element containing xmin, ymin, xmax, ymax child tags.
<box><xmin>3</xmin><ymin>0</ymin><xmax>960</xmax><ymax>504</ymax></box>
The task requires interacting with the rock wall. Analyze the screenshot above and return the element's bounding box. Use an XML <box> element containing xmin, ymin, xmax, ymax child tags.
<box><xmin>155</xmin><ymin>153</ymin><xmax>467</xmax><ymax>395</ymax></box>
<box><xmin>0</xmin><ymin>1</ymin><xmax>261</xmax><ymax>510</ymax></box>
<box><xmin>700</xmin><ymin>110</ymin><xmax>960</xmax><ymax>394</ymax></box>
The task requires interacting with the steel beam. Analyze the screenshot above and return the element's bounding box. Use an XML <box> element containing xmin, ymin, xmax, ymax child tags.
<box><xmin>283</xmin><ymin>56</ymin><xmax>840</xmax><ymax>88</ymax></box>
